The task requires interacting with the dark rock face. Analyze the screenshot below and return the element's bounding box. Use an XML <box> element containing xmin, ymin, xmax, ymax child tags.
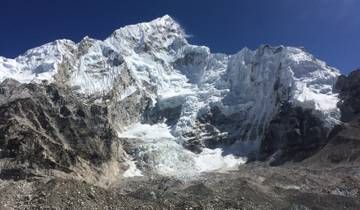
<box><xmin>182</xmin><ymin>106</ymin><xmax>255</xmax><ymax>155</ymax></box>
<box><xmin>305</xmin><ymin>120</ymin><xmax>360</xmax><ymax>166</ymax></box>
<box><xmin>335</xmin><ymin>69</ymin><xmax>360</xmax><ymax>122</ymax></box>
<box><xmin>304</xmin><ymin>70</ymin><xmax>360</xmax><ymax>166</ymax></box>
<box><xmin>142</xmin><ymin>104</ymin><xmax>183</xmax><ymax>127</ymax></box>
<box><xmin>0</xmin><ymin>79</ymin><xmax>126</xmax><ymax>181</ymax></box>
<box><xmin>326</xmin><ymin>69</ymin><xmax>360</xmax><ymax>164</ymax></box>
<box><xmin>260</xmin><ymin>69</ymin><xmax>360</xmax><ymax>167</ymax></box>
<box><xmin>260</xmin><ymin>103</ymin><xmax>329</xmax><ymax>166</ymax></box>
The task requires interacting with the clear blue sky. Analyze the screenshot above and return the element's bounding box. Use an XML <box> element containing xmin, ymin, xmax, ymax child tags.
<box><xmin>1</xmin><ymin>0</ymin><xmax>359</xmax><ymax>74</ymax></box>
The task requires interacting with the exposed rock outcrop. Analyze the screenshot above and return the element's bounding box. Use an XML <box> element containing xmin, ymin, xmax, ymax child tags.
<box><xmin>260</xmin><ymin>103</ymin><xmax>329</xmax><ymax>166</ymax></box>
<box><xmin>0</xmin><ymin>79</ymin><xmax>127</xmax><ymax>184</ymax></box>
<box><xmin>335</xmin><ymin>69</ymin><xmax>360</xmax><ymax>122</ymax></box>
<box><xmin>260</xmin><ymin>70</ymin><xmax>360</xmax><ymax>167</ymax></box>
<box><xmin>303</xmin><ymin>69</ymin><xmax>360</xmax><ymax>166</ymax></box>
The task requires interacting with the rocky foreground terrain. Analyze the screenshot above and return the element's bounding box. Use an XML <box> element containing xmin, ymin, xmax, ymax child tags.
<box><xmin>0</xmin><ymin>16</ymin><xmax>359</xmax><ymax>209</ymax></box>
<box><xmin>1</xmin><ymin>164</ymin><xmax>360</xmax><ymax>210</ymax></box>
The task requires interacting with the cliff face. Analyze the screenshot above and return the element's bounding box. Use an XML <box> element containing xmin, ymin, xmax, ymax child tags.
<box><xmin>260</xmin><ymin>103</ymin><xmax>330</xmax><ymax>166</ymax></box>
<box><xmin>302</xmin><ymin>70</ymin><xmax>360</xmax><ymax>167</ymax></box>
<box><xmin>260</xmin><ymin>70</ymin><xmax>360</xmax><ymax>167</ymax></box>
<box><xmin>0</xmin><ymin>79</ymin><xmax>128</xmax><ymax>184</ymax></box>
<box><xmin>336</xmin><ymin>69</ymin><xmax>360</xmax><ymax>122</ymax></box>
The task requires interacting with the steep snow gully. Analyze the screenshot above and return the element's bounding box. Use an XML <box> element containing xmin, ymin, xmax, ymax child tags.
<box><xmin>0</xmin><ymin>15</ymin><xmax>340</xmax><ymax>179</ymax></box>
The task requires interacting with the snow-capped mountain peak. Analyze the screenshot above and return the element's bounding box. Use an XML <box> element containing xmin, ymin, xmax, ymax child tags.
<box><xmin>0</xmin><ymin>15</ymin><xmax>340</xmax><ymax>178</ymax></box>
<box><xmin>106</xmin><ymin>14</ymin><xmax>187</xmax><ymax>56</ymax></box>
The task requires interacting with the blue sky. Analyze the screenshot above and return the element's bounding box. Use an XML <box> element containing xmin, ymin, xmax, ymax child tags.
<box><xmin>0</xmin><ymin>0</ymin><xmax>359</xmax><ymax>73</ymax></box>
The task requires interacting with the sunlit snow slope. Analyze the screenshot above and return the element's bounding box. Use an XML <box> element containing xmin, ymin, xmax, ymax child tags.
<box><xmin>0</xmin><ymin>15</ymin><xmax>340</xmax><ymax>178</ymax></box>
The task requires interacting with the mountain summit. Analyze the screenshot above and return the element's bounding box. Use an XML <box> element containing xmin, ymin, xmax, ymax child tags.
<box><xmin>0</xmin><ymin>15</ymin><xmax>340</xmax><ymax>178</ymax></box>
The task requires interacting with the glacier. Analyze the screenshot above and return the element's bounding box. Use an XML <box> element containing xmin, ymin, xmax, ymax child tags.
<box><xmin>119</xmin><ymin>122</ymin><xmax>245</xmax><ymax>178</ymax></box>
<box><xmin>0</xmin><ymin>15</ymin><xmax>340</xmax><ymax>178</ymax></box>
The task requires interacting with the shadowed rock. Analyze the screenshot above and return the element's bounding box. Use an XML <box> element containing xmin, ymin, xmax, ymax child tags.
<box><xmin>0</xmin><ymin>79</ymin><xmax>127</xmax><ymax>184</ymax></box>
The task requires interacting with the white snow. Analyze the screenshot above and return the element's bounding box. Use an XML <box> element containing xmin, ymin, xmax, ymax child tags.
<box><xmin>119</xmin><ymin>123</ymin><xmax>175</xmax><ymax>141</ymax></box>
<box><xmin>293</xmin><ymin>82</ymin><xmax>339</xmax><ymax>111</ymax></box>
<box><xmin>119</xmin><ymin>123</ymin><xmax>246</xmax><ymax>179</ymax></box>
<box><xmin>123</xmin><ymin>159</ymin><xmax>143</xmax><ymax>177</ymax></box>
<box><xmin>119</xmin><ymin>85</ymin><xmax>137</xmax><ymax>101</ymax></box>
<box><xmin>194</xmin><ymin>148</ymin><xmax>246</xmax><ymax>172</ymax></box>
<box><xmin>0</xmin><ymin>40</ymin><xmax>76</xmax><ymax>84</ymax></box>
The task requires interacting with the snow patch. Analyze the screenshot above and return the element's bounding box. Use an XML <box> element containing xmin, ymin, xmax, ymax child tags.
<box><xmin>119</xmin><ymin>85</ymin><xmax>137</xmax><ymax>100</ymax></box>
<box><xmin>194</xmin><ymin>148</ymin><xmax>246</xmax><ymax>172</ymax></box>
<box><xmin>123</xmin><ymin>159</ymin><xmax>143</xmax><ymax>177</ymax></box>
<box><xmin>119</xmin><ymin>123</ymin><xmax>175</xmax><ymax>141</ymax></box>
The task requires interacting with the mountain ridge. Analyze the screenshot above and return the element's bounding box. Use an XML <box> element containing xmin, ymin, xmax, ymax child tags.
<box><xmin>0</xmin><ymin>15</ymin><xmax>341</xmax><ymax>178</ymax></box>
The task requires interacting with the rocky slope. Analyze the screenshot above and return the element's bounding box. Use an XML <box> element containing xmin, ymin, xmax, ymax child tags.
<box><xmin>0</xmin><ymin>15</ymin><xmax>359</xmax><ymax>209</ymax></box>
<box><xmin>303</xmin><ymin>69</ymin><xmax>360</xmax><ymax>167</ymax></box>
<box><xmin>0</xmin><ymin>79</ymin><xmax>129</xmax><ymax>185</ymax></box>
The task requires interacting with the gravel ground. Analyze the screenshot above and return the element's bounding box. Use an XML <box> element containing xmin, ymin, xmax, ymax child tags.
<box><xmin>1</xmin><ymin>163</ymin><xmax>359</xmax><ymax>210</ymax></box>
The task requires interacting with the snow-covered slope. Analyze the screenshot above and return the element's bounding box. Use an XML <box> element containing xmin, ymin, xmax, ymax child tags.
<box><xmin>0</xmin><ymin>15</ymin><xmax>340</xmax><ymax>178</ymax></box>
